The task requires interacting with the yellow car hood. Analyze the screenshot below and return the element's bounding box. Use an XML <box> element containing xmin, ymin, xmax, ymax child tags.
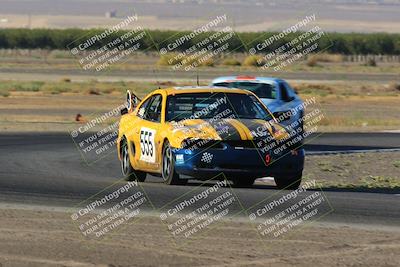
<box><xmin>168</xmin><ymin>118</ymin><xmax>288</xmax><ymax>147</ymax></box>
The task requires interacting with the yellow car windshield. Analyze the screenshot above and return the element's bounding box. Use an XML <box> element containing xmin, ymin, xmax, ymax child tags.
<box><xmin>165</xmin><ymin>92</ymin><xmax>271</xmax><ymax>122</ymax></box>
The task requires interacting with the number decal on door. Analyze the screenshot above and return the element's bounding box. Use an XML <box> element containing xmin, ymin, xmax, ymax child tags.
<box><xmin>139</xmin><ymin>127</ymin><xmax>156</xmax><ymax>163</ymax></box>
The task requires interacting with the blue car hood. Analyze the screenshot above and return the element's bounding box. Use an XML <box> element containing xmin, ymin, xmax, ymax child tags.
<box><xmin>261</xmin><ymin>98</ymin><xmax>280</xmax><ymax>112</ymax></box>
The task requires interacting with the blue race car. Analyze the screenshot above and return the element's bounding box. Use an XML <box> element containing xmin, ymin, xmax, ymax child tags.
<box><xmin>211</xmin><ymin>76</ymin><xmax>304</xmax><ymax>132</ymax></box>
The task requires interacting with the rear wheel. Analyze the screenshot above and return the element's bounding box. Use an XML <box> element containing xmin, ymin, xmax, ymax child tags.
<box><xmin>274</xmin><ymin>172</ymin><xmax>302</xmax><ymax>190</ymax></box>
<box><xmin>120</xmin><ymin>139</ymin><xmax>146</xmax><ymax>182</ymax></box>
<box><xmin>162</xmin><ymin>141</ymin><xmax>187</xmax><ymax>185</ymax></box>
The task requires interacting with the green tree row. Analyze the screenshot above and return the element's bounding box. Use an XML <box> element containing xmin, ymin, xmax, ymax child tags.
<box><xmin>0</xmin><ymin>28</ymin><xmax>399</xmax><ymax>55</ymax></box>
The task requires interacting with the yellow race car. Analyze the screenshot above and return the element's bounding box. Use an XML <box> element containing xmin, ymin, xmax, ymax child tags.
<box><xmin>117</xmin><ymin>86</ymin><xmax>304</xmax><ymax>189</ymax></box>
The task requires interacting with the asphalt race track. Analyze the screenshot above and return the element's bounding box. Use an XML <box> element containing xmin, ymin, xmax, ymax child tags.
<box><xmin>0</xmin><ymin>132</ymin><xmax>399</xmax><ymax>228</ymax></box>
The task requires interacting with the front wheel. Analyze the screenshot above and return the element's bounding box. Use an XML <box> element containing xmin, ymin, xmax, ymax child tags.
<box><xmin>162</xmin><ymin>141</ymin><xmax>187</xmax><ymax>185</ymax></box>
<box><xmin>274</xmin><ymin>172</ymin><xmax>302</xmax><ymax>190</ymax></box>
<box><xmin>120</xmin><ymin>139</ymin><xmax>146</xmax><ymax>182</ymax></box>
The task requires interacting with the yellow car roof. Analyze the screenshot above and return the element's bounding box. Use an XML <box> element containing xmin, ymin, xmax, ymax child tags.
<box><xmin>158</xmin><ymin>86</ymin><xmax>251</xmax><ymax>95</ymax></box>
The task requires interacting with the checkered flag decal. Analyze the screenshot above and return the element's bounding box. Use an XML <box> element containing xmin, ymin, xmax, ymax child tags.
<box><xmin>201</xmin><ymin>152</ymin><xmax>213</xmax><ymax>163</ymax></box>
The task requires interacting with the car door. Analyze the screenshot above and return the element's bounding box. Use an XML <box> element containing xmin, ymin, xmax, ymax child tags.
<box><xmin>135</xmin><ymin>94</ymin><xmax>163</xmax><ymax>172</ymax></box>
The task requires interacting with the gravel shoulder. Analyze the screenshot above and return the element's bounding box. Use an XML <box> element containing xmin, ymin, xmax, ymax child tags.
<box><xmin>0</xmin><ymin>205</ymin><xmax>399</xmax><ymax>267</ymax></box>
<box><xmin>304</xmin><ymin>151</ymin><xmax>400</xmax><ymax>192</ymax></box>
<box><xmin>1</xmin><ymin>93</ymin><xmax>399</xmax><ymax>133</ymax></box>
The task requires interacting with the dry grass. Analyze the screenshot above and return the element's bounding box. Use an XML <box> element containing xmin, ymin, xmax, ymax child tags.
<box><xmin>1</xmin><ymin>49</ymin><xmax>400</xmax><ymax>74</ymax></box>
<box><xmin>221</xmin><ymin>58</ymin><xmax>241</xmax><ymax>66</ymax></box>
<box><xmin>242</xmin><ymin>55</ymin><xmax>265</xmax><ymax>67</ymax></box>
<box><xmin>0</xmin><ymin>80</ymin><xmax>399</xmax><ymax>132</ymax></box>
<box><xmin>0</xmin><ymin>80</ymin><xmax>168</xmax><ymax>98</ymax></box>
<box><xmin>305</xmin><ymin>152</ymin><xmax>400</xmax><ymax>192</ymax></box>
<box><xmin>388</xmin><ymin>82</ymin><xmax>400</xmax><ymax>91</ymax></box>
<box><xmin>292</xmin><ymin>82</ymin><xmax>400</xmax><ymax>96</ymax></box>
<box><xmin>306</xmin><ymin>56</ymin><xmax>319</xmax><ymax>67</ymax></box>
<box><xmin>307</xmin><ymin>53</ymin><xmax>344</xmax><ymax>63</ymax></box>
<box><xmin>157</xmin><ymin>52</ymin><xmax>215</xmax><ymax>68</ymax></box>
<box><xmin>1</xmin><ymin>92</ymin><xmax>400</xmax><ymax>133</ymax></box>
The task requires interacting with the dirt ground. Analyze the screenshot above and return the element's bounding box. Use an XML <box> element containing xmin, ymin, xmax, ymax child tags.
<box><xmin>2</xmin><ymin>12</ymin><xmax>400</xmax><ymax>33</ymax></box>
<box><xmin>1</xmin><ymin>92</ymin><xmax>399</xmax><ymax>133</ymax></box>
<box><xmin>304</xmin><ymin>152</ymin><xmax>400</xmax><ymax>192</ymax></box>
<box><xmin>0</xmin><ymin>206</ymin><xmax>399</xmax><ymax>267</ymax></box>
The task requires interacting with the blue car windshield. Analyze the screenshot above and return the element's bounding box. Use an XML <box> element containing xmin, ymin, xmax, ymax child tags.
<box><xmin>166</xmin><ymin>92</ymin><xmax>272</xmax><ymax>122</ymax></box>
<box><xmin>213</xmin><ymin>82</ymin><xmax>277</xmax><ymax>99</ymax></box>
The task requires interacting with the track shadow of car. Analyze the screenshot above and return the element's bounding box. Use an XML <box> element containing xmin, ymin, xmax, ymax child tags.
<box><xmin>180</xmin><ymin>180</ymin><xmax>400</xmax><ymax>194</ymax></box>
<box><xmin>185</xmin><ymin>180</ymin><xmax>279</xmax><ymax>190</ymax></box>
<box><xmin>304</xmin><ymin>144</ymin><xmax>399</xmax><ymax>152</ymax></box>
<box><xmin>314</xmin><ymin>186</ymin><xmax>400</xmax><ymax>194</ymax></box>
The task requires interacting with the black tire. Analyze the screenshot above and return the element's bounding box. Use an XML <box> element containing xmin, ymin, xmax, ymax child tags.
<box><xmin>274</xmin><ymin>172</ymin><xmax>302</xmax><ymax>190</ymax></box>
<box><xmin>162</xmin><ymin>141</ymin><xmax>187</xmax><ymax>185</ymax></box>
<box><xmin>231</xmin><ymin>177</ymin><xmax>256</xmax><ymax>188</ymax></box>
<box><xmin>120</xmin><ymin>138</ymin><xmax>146</xmax><ymax>182</ymax></box>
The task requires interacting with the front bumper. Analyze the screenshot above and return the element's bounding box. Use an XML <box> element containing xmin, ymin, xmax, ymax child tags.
<box><xmin>172</xmin><ymin>144</ymin><xmax>304</xmax><ymax>179</ymax></box>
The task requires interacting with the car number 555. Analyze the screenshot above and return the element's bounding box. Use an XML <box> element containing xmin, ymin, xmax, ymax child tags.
<box><xmin>140</xmin><ymin>127</ymin><xmax>156</xmax><ymax>163</ymax></box>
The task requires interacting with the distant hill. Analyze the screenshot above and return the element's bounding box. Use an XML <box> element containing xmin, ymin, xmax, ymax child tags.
<box><xmin>0</xmin><ymin>0</ymin><xmax>399</xmax><ymax>32</ymax></box>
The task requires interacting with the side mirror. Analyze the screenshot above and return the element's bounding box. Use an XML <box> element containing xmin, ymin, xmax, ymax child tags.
<box><xmin>285</xmin><ymin>96</ymin><xmax>295</xmax><ymax>102</ymax></box>
<box><xmin>121</xmin><ymin>108</ymin><xmax>128</xmax><ymax>115</ymax></box>
<box><xmin>273</xmin><ymin>111</ymin><xmax>291</xmax><ymax>122</ymax></box>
